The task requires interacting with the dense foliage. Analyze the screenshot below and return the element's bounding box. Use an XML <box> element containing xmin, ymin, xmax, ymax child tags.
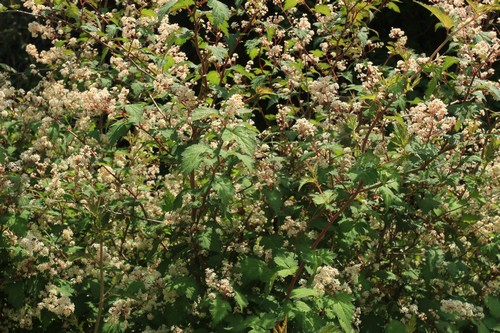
<box><xmin>0</xmin><ymin>0</ymin><xmax>499</xmax><ymax>332</ymax></box>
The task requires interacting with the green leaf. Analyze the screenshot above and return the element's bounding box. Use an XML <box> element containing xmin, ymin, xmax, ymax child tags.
<box><xmin>181</xmin><ymin>143</ymin><xmax>212</xmax><ymax>175</ymax></box>
<box><xmin>314</xmin><ymin>4</ymin><xmax>332</xmax><ymax>16</ymax></box>
<box><xmin>379</xmin><ymin>186</ymin><xmax>402</xmax><ymax>208</ymax></box>
<box><xmin>56</xmin><ymin>281</ymin><xmax>74</xmax><ymax>297</ymax></box>
<box><xmin>290</xmin><ymin>288</ymin><xmax>319</xmax><ymax>299</ymax></box>
<box><xmin>349</xmin><ymin>165</ymin><xmax>379</xmax><ymax>185</ymax></box>
<box><xmin>5</xmin><ymin>282</ymin><xmax>24</xmax><ymax>309</ymax></box>
<box><xmin>140</xmin><ymin>8</ymin><xmax>156</xmax><ymax>17</ymax></box>
<box><xmin>239</xmin><ymin>257</ymin><xmax>269</xmax><ymax>282</ymax></box>
<box><xmin>206</xmin><ymin>70</ymin><xmax>221</xmax><ymax>85</ymax></box>
<box><xmin>283</xmin><ymin>0</ymin><xmax>298</xmax><ymax>11</ymax></box>
<box><xmin>234</xmin><ymin>289</ymin><xmax>249</xmax><ymax>311</ymax></box>
<box><xmin>311</xmin><ymin>190</ymin><xmax>336</xmax><ymax>209</ymax></box>
<box><xmin>192</xmin><ymin>107</ymin><xmax>219</xmax><ymax>121</ymax></box>
<box><xmin>169</xmin><ymin>0</ymin><xmax>195</xmax><ymax>12</ymax></box>
<box><xmin>274</xmin><ymin>253</ymin><xmax>298</xmax><ymax>277</ymax></box>
<box><xmin>197</xmin><ymin>226</ymin><xmax>221</xmax><ymax>251</ymax></box>
<box><xmin>441</xmin><ymin>56</ymin><xmax>459</xmax><ymax>70</ymax></box>
<box><xmin>102</xmin><ymin>321</ymin><xmax>127</xmax><ymax>333</ymax></box>
<box><xmin>212</xmin><ymin>176</ymin><xmax>235</xmax><ymax>209</ymax></box>
<box><xmin>107</xmin><ymin>119</ymin><xmax>131</xmax><ymax>145</ymax></box>
<box><xmin>234</xmin><ymin>152</ymin><xmax>254</xmax><ymax>171</ymax></box>
<box><xmin>207</xmin><ymin>45</ymin><xmax>228</xmax><ymax>62</ymax></box>
<box><xmin>248</xmin><ymin>48</ymin><xmax>260</xmax><ymax>60</ymax></box>
<box><xmin>387</xmin><ymin>2</ymin><xmax>400</xmax><ymax>13</ymax></box>
<box><xmin>386</xmin><ymin>320</ymin><xmax>407</xmax><ymax>333</ymax></box>
<box><xmin>210</xmin><ymin>296</ymin><xmax>231</xmax><ymax>326</ymax></box>
<box><xmin>415</xmin><ymin>1</ymin><xmax>455</xmax><ymax>30</ymax></box>
<box><xmin>294</xmin><ymin>300</ymin><xmax>312</xmax><ymax>313</ymax></box>
<box><xmin>275</xmin><ymin>253</ymin><xmax>297</xmax><ymax>269</ymax></box>
<box><xmin>476</xmin><ymin>79</ymin><xmax>500</xmax><ymax>101</ymax></box>
<box><xmin>207</xmin><ymin>0</ymin><xmax>229</xmax><ymax>28</ymax></box>
<box><xmin>265</xmin><ymin>189</ymin><xmax>282</xmax><ymax>215</ymax></box>
<box><xmin>158</xmin><ymin>1</ymin><xmax>177</xmax><ymax>21</ymax></box>
<box><xmin>221</xmin><ymin>126</ymin><xmax>257</xmax><ymax>155</ymax></box>
<box><xmin>125</xmin><ymin>104</ymin><xmax>143</xmax><ymax>124</ymax></box>
<box><xmin>131</xmin><ymin>82</ymin><xmax>144</xmax><ymax>96</ymax></box>
<box><xmin>418</xmin><ymin>193</ymin><xmax>439</xmax><ymax>214</ymax></box>
<box><xmin>484</xmin><ymin>296</ymin><xmax>500</xmax><ymax>320</ymax></box>
<box><xmin>332</xmin><ymin>293</ymin><xmax>355</xmax><ymax>333</ymax></box>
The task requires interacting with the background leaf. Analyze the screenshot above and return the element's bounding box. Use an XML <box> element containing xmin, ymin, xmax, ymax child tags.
<box><xmin>181</xmin><ymin>143</ymin><xmax>212</xmax><ymax>175</ymax></box>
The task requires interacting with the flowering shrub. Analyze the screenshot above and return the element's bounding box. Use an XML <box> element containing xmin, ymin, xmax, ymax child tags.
<box><xmin>0</xmin><ymin>0</ymin><xmax>499</xmax><ymax>332</ymax></box>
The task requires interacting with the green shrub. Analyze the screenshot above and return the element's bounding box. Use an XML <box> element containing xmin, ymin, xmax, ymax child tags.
<box><xmin>0</xmin><ymin>0</ymin><xmax>498</xmax><ymax>332</ymax></box>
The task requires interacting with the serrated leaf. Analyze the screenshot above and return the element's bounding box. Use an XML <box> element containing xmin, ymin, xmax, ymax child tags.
<box><xmin>418</xmin><ymin>193</ymin><xmax>439</xmax><ymax>214</ymax></box>
<box><xmin>169</xmin><ymin>0</ymin><xmax>195</xmax><ymax>12</ymax></box>
<box><xmin>158</xmin><ymin>0</ymin><xmax>177</xmax><ymax>21</ymax></box>
<box><xmin>105</xmin><ymin>24</ymin><xmax>119</xmax><ymax>37</ymax></box>
<box><xmin>102</xmin><ymin>321</ymin><xmax>127</xmax><ymax>333</ymax></box>
<box><xmin>197</xmin><ymin>227</ymin><xmax>221</xmax><ymax>251</ymax></box>
<box><xmin>181</xmin><ymin>144</ymin><xmax>212</xmax><ymax>174</ymax></box>
<box><xmin>207</xmin><ymin>45</ymin><xmax>228</xmax><ymax>62</ymax></box>
<box><xmin>274</xmin><ymin>253</ymin><xmax>297</xmax><ymax>269</ymax></box>
<box><xmin>311</xmin><ymin>190</ymin><xmax>336</xmax><ymax>207</ymax></box>
<box><xmin>248</xmin><ymin>48</ymin><xmax>260</xmax><ymax>60</ymax></box>
<box><xmin>234</xmin><ymin>289</ymin><xmax>249</xmax><ymax>311</ymax></box>
<box><xmin>107</xmin><ymin>119</ymin><xmax>131</xmax><ymax>145</ymax></box>
<box><xmin>386</xmin><ymin>320</ymin><xmax>407</xmax><ymax>333</ymax></box>
<box><xmin>332</xmin><ymin>293</ymin><xmax>355</xmax><ymax>333</ymax></box>
<box><xmin>207</xmin><ymin>0</ymin><xmax>229</xmax><ymax>28</ymax></box>
<box><xmin>476</xmin><ymin>79</ymin><xmax>500</xmax><ymax>101</ymax></box>
<box><xmin>125</xmin><ymin>104</ymin><xmax>143</xmax><ymax>124</ymax></box>
<box><xmin>192</xmin><ymin>106</ymin><xmax>219</xmax><ymax>121</ymax></box>
<box><xmin>294</xmin><ymin>300</ymin><xmax>312</xmax><ymax>313</ymax></box>
<box><xmin>283</xmin><ymin>0</ymin><xmax>298</xmax><ymax>11</ymax></box>
<box><xmin>415</xmin><ymin>1</ymin><xmax>455</xmax><ymax>30</ymax></box>
<box><xmin>5</xmin><ymin>282</ymin><xmax>24</xmax><ymax>309</ymax></box>
<box><xmin>56</xmin><ymin>281</ymin><xmax>74</xmax><ymax>297</ymax></box>
<box><xmin>314</xmin><ymin>4</ymin><xmax>331</xmax><ymax>16</ymax></box>
<box><xmin>140</xmin><ymin>8</ymin><xmax>156</xmax><ymax>17</ymax></box>
<box><xmin>442</xmin><ymin>56</ymin><xmax>459</xmax><ymax>70</ymax></box>
<box><xmin>130</xmin><ymin>82</ymin><xmax>144</xmax><ymax>96</ymax></box>
<box><xmin>484</xmin><ymin>296</ymin><xmax>500</xmax><ymax>319</ymax></box>
<box><xmin>256</xmin><ymin>86</ymin><xmax>275</xmax><ymax>96</ymax></box>
<box><xmin>265</xmin><ymin>189</ymin><xmax>282</xmax><ymax>215</ymax></box>
<box><xmin>387</xmin><ymin>2</ymin><xmax>400</xmax><ymax>12</ymax></box>
<box><xmin>274</xmin><ymin>253</ymin><xmax>298</xmax><ymax>277</ymax></box>
<box><xmin>221</xmin><ymin>126</ymin><xmax>257</xmax><ymax>155</ymax></box>
<box><xmin>210</xmin><ymin>296</ymin><xmax>231</xmax><ymax>325</ymax></box>
<box><xmin>234</xmin><ymin>152</ymin><xmax>254</xmax><ymax>171</ymax></box>
<box><xmin>212</xmin><ymin>176</ymin><xmax>235</xmax><ymax>208</ymax></box>
<box><xmin>206</xmin><ymin>70</ymin><xmax>221</xmax><ymax>85</ymax></box>
<box><xmin>290</xmin><ymin>288</ymin><xmax>319</xmax><ymax>299</ymax></box>
<box><xmin>379</xmin><ymin>186</ymin><xmax>401</xmax><ymax>208</ymax></box>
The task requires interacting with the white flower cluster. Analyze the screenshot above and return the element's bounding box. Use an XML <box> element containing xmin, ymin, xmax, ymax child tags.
<box><xmin>292</xmin><ymin>118</ymin><xmax>316</xmax><ymax>139</ymax></box>
<box><xmin>389</xmin><ymin>27</ymin><xmax>407</xmax><ymax>48</ymax></box>
<box><xmin>280</xmin><ymin>216</ymin><xmax>307</xmax><ymax>237</ymax></box>
<box><xmin>18</xmin><ymin>231</ymin><xmax>48</xmax><ymax>257</ymax></box>
<box><xmin>309</xmin><ymin>76</ymin><xmax>340</xmax><ymax>105</ymax></box>
<box><xmin>354</xmin><ymin>61</ymin><xmax>382</xmax><ymax>90</ymax></box>
<box><xmin>205</xmin><ymin>268</ymin><xmax>235</xmax><ymax>298</ymax></box>
<box><xmin>244</xmin><ymin>0</ymin><xmax>268</xmax><ymax>18</ymax></box>
<box><xmin>312</xmin><ymin>266</ymin><xmax>350</xmax><ymax>295</ymax></box>
<box><xmin>406</xmin><ymin>99</ymin><xmax>456</xmax><ymax>142</ymax></box>
<box><xmin>37</xmin><ymin>284</ymin><xmax>75</xmax><ymax>317</ymax></box>
<box><xmin>440</xmin><ymin>299</ymin><xmax>484</xmax><ymax>320</ymax></box>
<box><xmin>222</xmin><ymin>94</ymin><xmax>245</xmax><ymax>118</ymax></box>
<box><xmin>108</xmin><ymin>298</ymin><xmax>133</xmax><ymax>323</ymax></box>
<box><xmin>0</xmin><ymin>75</ymin><xmax>16</xmax><ymax>113</ymax></box>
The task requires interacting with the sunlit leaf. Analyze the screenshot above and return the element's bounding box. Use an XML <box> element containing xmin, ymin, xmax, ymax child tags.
<box><xmin>415</xmin><ymin>1</ymin><xmax>455</xmax><ymax>30</ymax></box>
